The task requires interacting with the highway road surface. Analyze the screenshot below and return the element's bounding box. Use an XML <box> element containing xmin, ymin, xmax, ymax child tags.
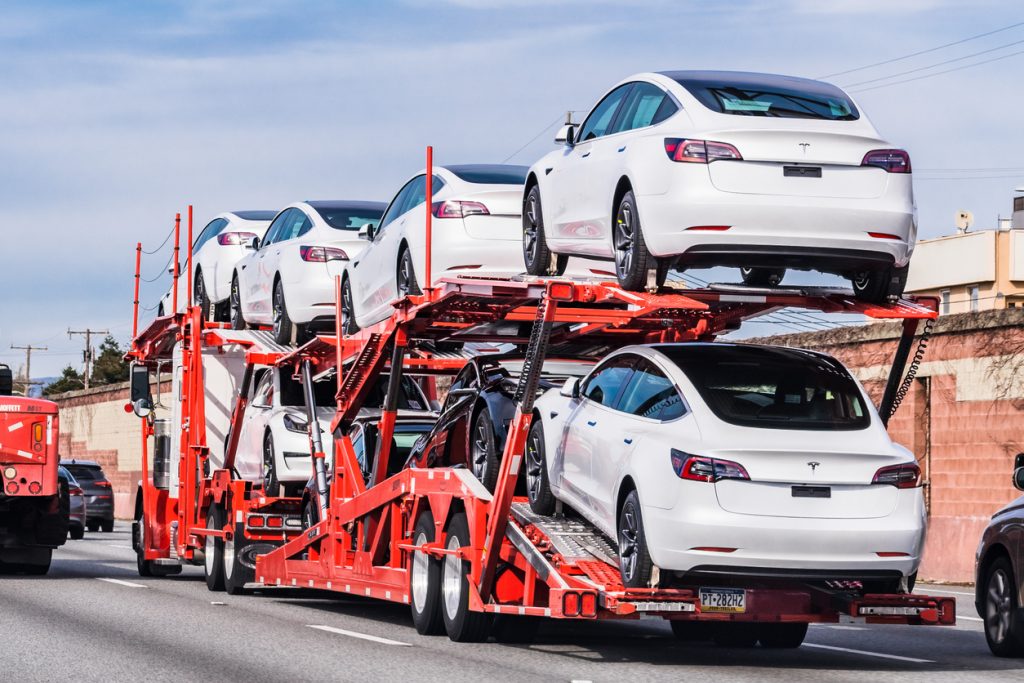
<box><xmin>1</xmin><ymin>523</ymin><xmax>1021</xmax><ymax>682</ymax></box>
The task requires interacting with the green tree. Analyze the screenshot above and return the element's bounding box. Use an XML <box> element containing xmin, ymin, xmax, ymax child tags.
<box><xmin>44</xmin><ymin>366</ymin><xmax>84</xmax><ymax>396</ymax></box>
<box><xmin>90</xmin><ymin>336</ymin><xmax>129</xmax><ymax>386</ymax></box>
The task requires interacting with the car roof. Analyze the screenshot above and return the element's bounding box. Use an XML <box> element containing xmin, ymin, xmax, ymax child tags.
<box><xmin>643</xmin><ymin>342</ymin><xmax>834</xmax><ymax>364</ymax></box>
<box><xmin>304</xmin><ymin>200</ymin><xmax>387</xmax><ymax>212</ymax></box>
<box><xmin>657</xmin><ymin>70</ymin><xmax>846</xmax><ymax>94</ymax></box>
<box><xmin>62</xmin><ymin>459</ymin><xmax>102</xmax><ymax>468</ymax></box>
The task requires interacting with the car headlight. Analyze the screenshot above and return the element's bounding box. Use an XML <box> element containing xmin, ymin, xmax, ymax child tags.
<box><xmin>282</xmin><ymin>414</ymin><xmax>309</xmax><ymax>433</ymax></box>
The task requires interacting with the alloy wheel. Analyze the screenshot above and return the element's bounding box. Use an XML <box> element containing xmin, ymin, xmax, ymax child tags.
<box><xmin>272</xmin><ymin>283</ymin><xmax>285</xmax><ymax>339</ymax></box>
<box><xmin>411</xmin><ymin>529</ymin><xmax>431</xmax><ymax>612</ymax></box>
<box><xmin>230</xmin><ymin>277</ymin><xmax>243</xmax><ymax>328</ymax></box>
<box><xmin>398</xmin><ymin>251</ymin><xmax>415</xmax><ymax>296</ymax></box>
<box><xmin>525</xmin><ymin>429</ymin><xmax>543</xmax><ymax>501</ymax></box>
<box><xmin>614</xmin><ymin>203</ymin><xmax>634</xmax><ymax>279</ymax></box>
<box><xmin>987</xmin><ymin>567</ymin><xmax>1013</xmax><ymax>645</ymax></box>
<box><xmin>619</xmin><ymin>507</ymin><xmax>639</xmax><ymax>583</ymax></box>
<box><xmin>471</xmin><ymin>417</ymin><xmax>490</xmax><ymax>482</ymax></box>
<box><xmin>523</xmin><ymin>194</ymin><xmax>539</xmax><ymax>268</ymax></box>
<box><xmin>442</xmin><ymin>533</ymin><xmax>462</xmax><ymax>620</ymax></box>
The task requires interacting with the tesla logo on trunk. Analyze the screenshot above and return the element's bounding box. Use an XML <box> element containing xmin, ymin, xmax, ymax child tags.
<box><xmin>798</xmin><ymin>143</ymin><xmax>810</xmax><ymax>154</ymax></box>
<box><xmin>807</xmin><ymin>461</ymin><xmax>820</xmax><ymax>473</ymax></box>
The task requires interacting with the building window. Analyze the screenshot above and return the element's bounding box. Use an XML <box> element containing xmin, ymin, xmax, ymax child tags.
<box><xmin>940</xmin><ymin>290</ymin><xmax>950</xmax><ymax>314</ymax></box>
<box><xmin>970</xmin><ymin>285</ymin><xmax>980</xmax><ymax>312</ymax></box>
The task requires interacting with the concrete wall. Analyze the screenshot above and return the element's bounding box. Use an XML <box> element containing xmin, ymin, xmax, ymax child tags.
<box><xmin>754</xmin><ymin>307</ymin><xmax>1024</xmax><ymax>583</ymax></box>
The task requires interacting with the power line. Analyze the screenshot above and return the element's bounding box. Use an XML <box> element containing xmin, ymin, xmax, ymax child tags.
<box><xmin>850</xmin><ymin>48</ymin><xmax>1024</xmax><ymax>93</ymax></box>
<box><xmin>840</xmin><ymin>36</ymin><xmax>1024</xmax><ymax>88</ymax></box>
<box><xmin>819</xmin><ymin>19</ymin><xmax>1024</xmax><ymax>79</ymax></box>
<box><xmin>67</xmin><ymin>328</ymin><xmax>109</xmax><ymax>390</ymax></box>
<box><xmin>501</xmin><ymin>113</ymin><xmax>567</xmax><ymax>164</ymax></box>
<box><xmin>9</xmin><ymin>344</ymin><xmax>47</xmax><ymax>385</ymax></box>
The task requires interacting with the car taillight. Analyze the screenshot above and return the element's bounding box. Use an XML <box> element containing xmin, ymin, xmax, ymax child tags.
<box><xmin>96</xmin><ymin>481</ymin><xmax>112</xmax><ymax>488</ymax></box>
<box><xmin>70</xmin><ymin>487</ymin><xmax>84</xmax><ymax>496</ymax></box>
<box><xmin>299</xmin><ymin>245</ymin><xmax>349</xmax><ymax>262</ymax></box>
<box><xmin>861</xmin><ymin>149</ymin><xmax>911</xmax><ymax>173</ymax></box>
<box><xmin>664</xmin><ymin>138</ymin><xmax>742</xmax><ymax>163</ymax></box>
<box><xmin>217</xmin><ymin>231</ymin><xmax>258</xmax><ymax>246</ymax></box>
<box><xmin>431</xmin><ymin>200</ymin><xmax>490</xmax><ymax>218</ymax></box>
<box><xmin>872</xmin><ymin>462</ymin><xmax>921</xmax><ymax>489</ymax></box>
<box><xmin>671</xmin><ymin>449</ymin><xmax>749</xmax><ymax>482</ymax></box>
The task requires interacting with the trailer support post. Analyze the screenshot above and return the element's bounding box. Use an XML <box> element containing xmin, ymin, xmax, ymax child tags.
<box><xmin>302</xmin><ymin>359</ymin><xmax>331</xmax><ymax>523</ymax></box>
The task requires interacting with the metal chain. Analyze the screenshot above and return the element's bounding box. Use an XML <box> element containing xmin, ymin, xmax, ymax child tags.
<box><xmin>887</xmin><ymin>317</ymin><xmax>935</xmax><ymax>419</ymax></box>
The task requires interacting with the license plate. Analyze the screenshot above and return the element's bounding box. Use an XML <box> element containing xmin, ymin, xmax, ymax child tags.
<box><xmin>700</xmin><ymin>587</ymin><xmax>746</xmax><ymax>613</ymax></box>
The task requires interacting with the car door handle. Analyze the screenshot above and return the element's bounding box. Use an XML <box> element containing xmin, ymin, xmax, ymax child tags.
<box><xmin>549</xmin><ymin>411</ymin><xmax>558</xmax><ymax>419</ymax></box>
<box><xmin>623</xmin><ymin>438</ymin><xmax>632</xmax><ymax>444</ymax></box>
<box><xmin>586</xmin><ymin>420</ymin><xmax>597</xmax><ymax>426</ymax></box>
<box><xmin>618</xmin><ymin>146</ymin><xmax>626</xmax><ymax>152</ymax></box>
<box><xmin>581</xmin><ymin>152</ymin><xmax>591</xmax><ymax>158</ymax></box>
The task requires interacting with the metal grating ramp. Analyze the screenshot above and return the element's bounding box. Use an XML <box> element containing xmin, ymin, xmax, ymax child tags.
<box><xmin>212</xmin><ymin>329</ymin><xmax>294</xmax><ymax>354</ymax></box>
<box><xmin>511</xmin><ymin>502</ymin><xmax>618</xmax><ymax>566</ymax></box>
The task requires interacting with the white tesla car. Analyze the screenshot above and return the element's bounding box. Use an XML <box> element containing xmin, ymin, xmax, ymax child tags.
<box><xmin>157</xmin><ymin>211</ymin><xmax>276</xmax><ymax>320</ymax></box>
<box><xmin>523</xmin><ymin>71</ymin><xmax>916</xmax><ymax>301</ymax></box>
<box><xmin>231</xmin><ymin>201</ymin><xmax>386</xmax><ymax>344</ymax></box>
<box><xmin>528</xmin><ymin>343</ymin><xmax>925</xmax><ymax>589</ymax></box>
<box><xmin>341</xmin><ymin>164</ymin><xmax>553</xmax><ymax>333</ymax></box>
<box><xmin>233</xmin><ymin>365</ymin><xmax>436</xmax><ymax>495</ymax></box>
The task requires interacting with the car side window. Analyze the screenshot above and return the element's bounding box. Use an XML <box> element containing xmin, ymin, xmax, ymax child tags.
<box><xmin>612</xmin><ymin>82</ymin><xmax>677</xmax><ymax>134</ymax></box>
<box><xmin>262</xmin><ymin>209</ymin><xmax>294</xmax><ymax>247</ymax></box>
<box><xmin>618</xmin><ymin>359</ymin><xmax>686</xmax><ymax>420</ymax></box>
<box><xmin>379</xmin><ymin>178</ymin><xmax>417</xmax><ymax>231</ymax></box>
<box><xmin>252</xmin><ymin>373</ymin><xmax>274</xmax><ymax>408</ymax></box>
<box><xmin>193</xmin><ymin>218</ymin><xmax>228</xmax><ymax>254</ymax></box>
<box><xmin>577</xmin><ymin>84</ymin><xmax>633</xmax><ymax>142</ymax></box>
<box><xmin>581</xmin><ymin>356</ymin><xmax>635</xmax><ymax>408</ymax></box>
<box><xmin>275</xmin><ymin>209</ymin><xmax>312</xmax><ymax>243</ymax></box>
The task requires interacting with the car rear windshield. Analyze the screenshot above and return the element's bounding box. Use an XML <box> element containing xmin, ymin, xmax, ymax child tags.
<box><xmin>314</xmin><ymin>208</ymin><xmax>384</xmax><ymax>231</ymax></box>
<box><xmin>233</xmin><ymin>210</ymin><xmax>277</xmax><ymax>221</ymax></box>
<box><xmin>658</xmin><ymin>345</ymin><xmax>870</xmax><ymax>430</ymax></box>
<box><xmin>671</xmin><ymin>75</ymin><xmax>859</xmax><ymax>121</ymax></box>
<box><xmin>64</xmin><ymin>465</ymin><xmax>105</xmax><ymax>481</ymax></box>
<box><xmin>445</xmin><ymin>165</ymin><xmax>528</xmax><ymax>185</ymax></box>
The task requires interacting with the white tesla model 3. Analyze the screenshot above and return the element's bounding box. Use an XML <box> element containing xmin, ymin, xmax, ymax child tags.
<box><xmin>523</xmin><ymin>71</ymin><xmax>916</xmax><ymax>301</ymax></box>
<box><xmin>528</xmin><ymin>343</ymin><xmax>925</xmax><ymax>589</ymax></box>
<box><xmin>157</xmin><ymin>210</ymin><xmax>276</xmax><ymax>320</ymax></box>
<box><xmin>231</xmin><ymin>200</ymin><xmax>385</xmax><ymax>344</ymax></box>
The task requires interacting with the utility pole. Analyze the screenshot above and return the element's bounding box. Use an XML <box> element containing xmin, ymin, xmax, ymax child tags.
<box><xmin>9</xmin><ymin>344</ymin><xmax>46</xmax><ymax>393</ymax></box>
<box><xmin>67</xmin><ymin>328</ymin><xmax>109</xmax><ymax>390</ymax></box>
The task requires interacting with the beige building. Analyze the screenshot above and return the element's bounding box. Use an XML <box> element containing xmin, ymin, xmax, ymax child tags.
<box><xmin>905</xmin><ymin>221</ymin><xmax>1024</xmax><ymax>315</ymax></box>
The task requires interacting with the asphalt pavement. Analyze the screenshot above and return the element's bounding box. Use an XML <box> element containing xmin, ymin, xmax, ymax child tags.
<box><xmin>1</xmin><ymin>522</ymin><xmax>1021</xmax><ymax>682</ymax></box>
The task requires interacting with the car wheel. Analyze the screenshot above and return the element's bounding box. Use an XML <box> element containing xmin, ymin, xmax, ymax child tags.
<box><xmin>470</xmin><ymin>410</ymin><xmax>500</xmax><ymax>492</ymax></box>
<box><xmin>204</xmin><ymin>504</ymin><xmax>226</xmax><ymax>592</ymax></box>
<box><xmin>740</xmin><ymin>267</ymin><xmax>786</xmax><ymax>287</ymax></box>
<box><xmin>522</xmin><ymin>185</ymin><xmax>567</xmax><ymax>276</ymax></box>
<box><xmin>272</xmin><ymin>279</ymin><xmax>295</xmax><ymax>345</ymax></box>
<box><xmin>525</xmin><ymin>420</ymin><xmax>556</xmax><ymax>515</ymax></box>
<box><xmin>69</xmin><ymin>525</ymin><xmax>84</xmax><ymax>540</ymax></box>
<box><xmin>87</xmin><ymin>520</ymin><xmax>100</xmax><ymax>533</ymax></box>
<box><xmin>341</xmin><ymin>277</ymin><xmax>359</xmax><ymax>335</ymax></box>
<box><xmin>101</xmin><ymin>519</ymin><xmax>114</xmax><ymax>533</ymax></box>
<box><xmin>613</xmin><ymin>190</ymin><xmax>657</xmax><ymax>291</ymax></box>
<box><xmin>230</xmin><ymin>274</ymin><xmax>248</xmax><ymax>330</ymax></box>
<box><xmin>758</xmin><ymin>622</ymin><xmax>808</xmax><ymax>648</ymax></box>
<box><xmin>984</xmin><ymin>557</ymin><xmax>1024</xmax><ymax>657</ymax></box>
<box><xmin>440</xmin><ymin>512</ymin><xmax>492</xmax><ymax>642</ymax></box>
<box><xmin>618</xmin><ymin>489</ymin><xmax>654</xmax><ymax>588</ymax></box>
<box><xmin>397</xmin><ymin>246</ymin><xmax>422</xmax><ymax>296</ymax></box>
<box><xmin>410</xmin><ymin>509</ymin><xmax>445</xmax><ymax>635</ymax></box>
<box><xmin>851</xmin><ymin>265</ymin><xmax>908</xmax><ymax>304</ymax></box>
<box><xmin>302</xmin><ymin>498</ymin><xmax>318</xmax><ymax>530</ymax></box>
<box><xmin>194</xmin><ymin>271</ymin><xmax>213</xmax><ymax>321</ymax></box>
<box><xmin>262</xmin><ymin>431</ymin><xmax>280</xmax><ymax>496</ymax></box>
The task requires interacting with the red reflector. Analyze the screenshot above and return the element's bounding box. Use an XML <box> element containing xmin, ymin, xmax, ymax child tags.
<box><xmin>29</xmin><ymin>481</ymin><xmax>42</xmax><ymax>494</ymax></box>
<box><xmin>549</xmin><ymin>282</ymin><xmax>575</xmax><ymax>301</ymax></box>
<box><xmin>247</xmin><ymin>515</ymin><xmax>264</xmax><ymax>527</ymax></box>
<box><xmin>6</xmin><ymin>482</ymin><xmax>18</xmax><ymax>494</ymax></box>
<box><xmin>580</xmin><ymin>592</ymin><xmax>597</xmax><ymax>617</ymax></box>
<box><xmin>588</xmin><ymin>269</ymin><xmax>615</xmax><ymax>277</ymax></box>
<box><xmin>875</xmin><ymin>551</ymin><xmax>910</xmax><ymax>557</ymax></box>
<box><xmin>266</xmin><ymin>516</ymin><xmax>284</xmax><ymax>528</ymax></box>
<box><xmin>868</xmin><ymin>232</ymin><xmax>901</xmax><ymax>240</ymax></box>
<box><xmin>68</xmin><ymin>486</ymin><xmax>82</xmax><ymax>496</ymax></box>
<box><xmin>690</xmin><ymin>546</ymin><xmax>738</xmax><ymax>553</ymax></box>
<box><xmin>96</xmin><ymin>481</ymin><xmax>112</xmax><ymax>488</ymax></box>
<box><xmin>686</xmin><ymin>225</ymin><xmax>731</xmax><ymax>231</ymax></box>
<box><xmin>563</xmin><ymin>591</ymin><xmax>580</xmax><ymax>617</ymax></box>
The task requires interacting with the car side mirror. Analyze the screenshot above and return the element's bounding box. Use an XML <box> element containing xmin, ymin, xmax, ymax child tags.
<box><xmin>363</xmin><ymin>223</ymin><xmax>377</xmax><ymax>241</ymax></box>
<box><xmin>559</xmin><ymin>377</ymin><xmax>580</xmax><ymax>399</ymax></box>
<box><xmin>246</xmin><ymin>236</ymin><xmax>259</xmax><ymax>250</ymax></box>
<box><xmin>1015</xmin><ymin>467</ymin><xmax>1024</xmax><ymax>492</ymax></box>
<box><xmin>129</xmin><ymin>363</ymin><xmax>153</xmax><ymax>418</ymax></box>
<box><xmin>555</xmin><ymin>124</ymin><xmax>576</xmax><ymax>147</ymax></box>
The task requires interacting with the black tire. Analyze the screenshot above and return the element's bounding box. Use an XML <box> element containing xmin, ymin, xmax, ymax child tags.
<box><xmin>341</xmin><ymin>277</ymin><xmax>359</xmax><ymax>336</ymax></box>
<box><xmin>263</xmin><ymin>431</ymin><xmax>280</xmax><ymax>496</ymax></box>
<box><xmin>441</xmin><ymin>512</ymin><xmax>492</xmax><ymax>642</ymax></box>
<box><xmin>983</xmin><ymin>557</ymin><xmax>1024</xmax><ymax>657</ymax></box>
<box><xmin>204</xmin><ymin>504</ymin><xmax>226</xmax><ymax>592</ymax></box>
<box><xmin>101</xmin><ymin>519</ymin><xmax>114</xmax><ymax>533</ymax></box>
<box><xmin>470</xmin><ymin>410</ymin><xmax>500</xmax><ymax>492</ymax></box>
<box><xmin>670</xmin><ymin>620</ymin><xmax>710</xmax><ymax>642</ymax></box>
<box><xmin>410</xmin><ymin>510</ymin><xmax>445</xmax><ymax>635</ymax></box>
<box><xmin>230</xmin><ymin>274</ymin><xmax>247</xmax><ymax>330</ymax></box>
<box><xmin>713</xmin><ymin>623</ymin><xmax>760</xmax><ymax>648</ymax></box>
<box><xmin>135</xmin><ymin>517</ymin><xmax>153</xmax><ymax>577</ymax></box>
<box><xmin>852</xmin><ymin>265</ymin><xmax>908</xmax><ymax>304</ymax></box>
<box><xmin>194</xmin><ymin>271</ymin><xmax>213</xmax><ymax>321</ymax></box>
<box><xmin>302</xmin><ymin>498</ymin><xmax>318</xmax><ymax>531</ymax></box>
<box><xmin>525</xmin><ymin>420</ymin><xmax>555</xmax><ymax>515</ymax></box>
<box><xmin>618</xmin><ymin>489</ymin><xmax>653</xmax><ymax>588</ymax></box>
<box><xmin>397</xmin><ymin>246</ymin><xmax>421</xmax><ymax>297</ymax></box>
<box><xmin>491</xmin><ymin>614</ymin><xmax>540</xmax><ymax>644</ymax></box>
<box><xmin>69</xmin><ymin>525</ymin><xmax>84</xmax><ymax>540</ymax></box>
<box><xmin>758</xmin><ymin>622</ymin><xmax>808</xmax><ymax>648</ymax></box>
<box><xmin>272</xmin><ymin>279</ymin><xmax>295</xmax><ymax>345</ymax></box>
<box><xmin>224</xmin><ymin>522</ymin><xmax>252</xmax><ymax>595</ymax></box>
<box><xmin>522</xmin><ymin>185</ymin><xmax>567</xmax><ymax>276</ymax></box>
<box><xmin>613</xmin><ymin>190</ymin><xmax>657</xmax><ymax>291</ymax></box>
<box><xmin>87</xmin><ymin>520</ymin><xmax>100</xmax><ymax>533</ymax></box>
<box><xmin>740</xmin><ymin>267</ymin><xmax>786</xmax><ymax>287</ymax></box>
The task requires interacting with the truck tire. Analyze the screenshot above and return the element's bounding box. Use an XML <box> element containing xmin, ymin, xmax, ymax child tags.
<box><xmin>712</xmin><ymin>623</ymin><xmax>759</xmax><ymax>648</ymax></box>
<box><xmin>135</xmin><ymin>516</ymin><xmax>154</xmax><ymax>577</ymax></box>
<box><xmin>224</xmin><ymin>522</ymin><xmax>253</xmax><ymax>595</ymax></box>
<box><xmin>758</xmin><ymin>622</ymin><xmax>808</xmax><ymax>648</ymax></box>
<box><xmin>410</xmin><ymin>510</ymin><xmax>445</xmax><ymax>635</ymax></box>
<box><xmin>440</xmin><ymin>512</ymin><xmax>492</xmax><ymax>642</ymax></box>
<box><xmin>204</xmin><ymin>504</ymin><xmax>226</xmax><ymax>592</ymax></box>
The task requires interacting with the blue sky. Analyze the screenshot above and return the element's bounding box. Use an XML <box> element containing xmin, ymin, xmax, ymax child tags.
<box><xmin>0</xmin><ymin>0</ymin><xmax>1021</xmax><ymax>376</ymax></box>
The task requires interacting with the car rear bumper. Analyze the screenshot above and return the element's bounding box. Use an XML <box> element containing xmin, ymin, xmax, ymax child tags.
<box><xmin>86</xmin><ymin>497</ymin><xmax>114</xmax><ymax>521</ymax></box>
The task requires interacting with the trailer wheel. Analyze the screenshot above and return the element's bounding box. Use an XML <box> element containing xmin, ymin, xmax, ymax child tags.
<box><xmin>983</xmin><ymin>557</ymin><xmax>1024</xmax><ymax>657</ymax></box>
<box><xmin>204</xmin><ymin>504</ymin><xmax>226</xmax><ymax>592</ymax></box>
<box><xmin>470</xmin><ymin>410</ymin><xmax>499</xmax><ymax>492</ymax></box>
<box><xmin>526</xmin><ymin>420</ymin><xmax>555</xmax><ymax>515</ymax></box>
<box><xmin>712</xmin><ymin>623</ymin><xmax>759</xmax><ymax>648</ymax></box>
<box><xmin>758</xmin><ymin>622</ymin><xmax>808</xmax><ymax>649</ymax></box>
<box><xmin>410</xmin><ymin>510</ymin><xmax>445</xmax><ymax>635</ymax></box>
<box><xmin>441</xmin><ymin>512</ymin><xmax>492</xmax><ymax>642</ymax></box>
<box><xmin>224</xmin><ymin>523</ymin><xmax>251</xmax><ymax>595</ymax></box>
<box><xmin>618</xmin><ymin>490</ymin><xmax>653</xmax><ymax>588</ymax></box>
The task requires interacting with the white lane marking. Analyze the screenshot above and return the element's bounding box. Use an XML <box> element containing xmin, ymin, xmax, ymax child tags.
<box><xmin>918</xmin><ymin>587</ymin><xmax>973</xmax><ymax>597</ymax></box>
<box><xmin>103</xmin><ymin>543</ymin><xmax>134</xmax><ymax>550</ymax></box>
<box><xmin>307</xmin><ymin>624</ymin><xmax>411</xmax><ymax>646</ymax></box>
<box><xmin>958</xmin><ymin>615</ymin><xmax>983</xmax><ymax>622</ymax></box>
<box><xmin>804</xmin><ymin>643</ymin><xmax>933</xmax><ymax>663</ymax></box>
<box><xmin>96</xmin><ymin>577</ymin><xmax>147</xmax><ymax>589</ymax></box>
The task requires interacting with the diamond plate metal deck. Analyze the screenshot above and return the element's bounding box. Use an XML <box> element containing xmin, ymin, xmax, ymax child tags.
<box><xmin>511</xmin><ymin>502</ymin><xmax>618</xmax><ymax>566</ymax></box>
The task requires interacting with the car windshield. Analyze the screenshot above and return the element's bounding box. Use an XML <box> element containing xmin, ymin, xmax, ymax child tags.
<box><xmin>658</xmin><ymin>345</ymin><xmax>870</xmax><ymax>430</ymax></box>
<box><xmin>670</xmin><ymin>73</ymin><xmax>859</xmax><ymax>121</ymax></box>
<box><xmin>314</xmin><ymin>208</ymin><xmax>384</xmax><ymax>231</ymax></box>
<box><xmin>279</xmin><ymin>372</ymin><xmax>426</xmax><ymax>411</ymax></box>
<box><xmin>445</xmin><ymin>165</ymin><xmax>528</xmax><ymax>185</ymax></box>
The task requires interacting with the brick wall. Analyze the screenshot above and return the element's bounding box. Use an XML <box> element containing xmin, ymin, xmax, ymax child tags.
<box><xmin>753</xmin><ymin>308</ymin><xmax>1024</xmax><ymax>583</ymax></box>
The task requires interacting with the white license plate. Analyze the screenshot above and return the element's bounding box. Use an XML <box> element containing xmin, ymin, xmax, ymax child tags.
<box><xmin>700</xmin><ymin>587</ymin><xmax>746</xmax><ymax>613</ymax></box>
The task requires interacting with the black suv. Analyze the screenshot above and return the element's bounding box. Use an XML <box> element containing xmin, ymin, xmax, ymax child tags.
<box><xmin>62</xmin><ymin>460</ymin><xmax>115</xmax><ymax>532</ymax></box>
